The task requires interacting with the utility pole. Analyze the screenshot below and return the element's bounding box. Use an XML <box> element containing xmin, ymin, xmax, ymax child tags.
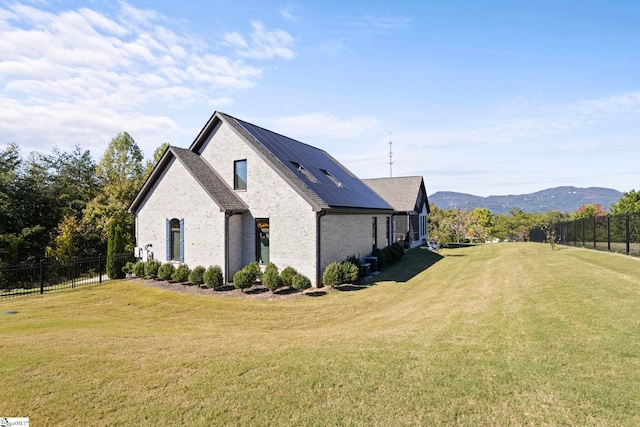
<box><xmin>388</xmin><ymin>134</ymin><xmax>393</xmax><ymax>177</ymax></box>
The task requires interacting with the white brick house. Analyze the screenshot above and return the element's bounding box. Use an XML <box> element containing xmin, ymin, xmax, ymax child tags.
<box><xmin>128</xmin><ymin>112</ymin><xmax>393</xmax><ymax>287</ymax></box>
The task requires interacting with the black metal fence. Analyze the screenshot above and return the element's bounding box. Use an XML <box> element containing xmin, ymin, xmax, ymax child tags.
<box><xmin>0</xmin><ymin>253</ymin><xmax>135</xmax><ymax>300</ymax></box>
<box><xmin>530</xmin><ymin>212</ymin><xmax>640</xmax><ymax>257</ymax></box>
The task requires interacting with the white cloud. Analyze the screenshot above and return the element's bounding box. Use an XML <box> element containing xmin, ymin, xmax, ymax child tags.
<box><xmin>223</xmin><ymin>21</ymin><xmax>294</xmax><ymax>60</ymax></box>
<box><xmin>390</xmin><ymin>91</ymin><xmax>640</xmax><ymax>150</ymax></box>
<box><xmin>272</xmin><ymin>112</ymin><xmax>381</xmax><ymax>139</ymax></box>
<box><xmin>0</xmin><ymin>2</ymin><xmax>293</xmax><ymax>156</ymax></box>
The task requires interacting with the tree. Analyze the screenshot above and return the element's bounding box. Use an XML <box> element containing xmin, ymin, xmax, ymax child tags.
<box><xmin>83</xmin><ymin>132</ymin><xmax>145</xmax><ymax>251</ymax></box>
<box><xmin>106</xmin><ymin>222</ymin><xmax>125</xmax><ymax>279</ymax></box>
<box><xmin>144</xmin><ymin>142</ymin><xmax>169</xmax><ymax>179</ymax></box>
<box><xmin>468</xmin><ymin>208</ymin><xmax>495</xmax><ymax>242</ymax></box>
<box><xmin>573</xmin><ymin>204</ymin><xmax>605</xmax><ymax>219</ymax></box>
<box><xmin>610</xmin><ymin>190</ymin><xmax>640</xmax><ymax>215</ymax></box>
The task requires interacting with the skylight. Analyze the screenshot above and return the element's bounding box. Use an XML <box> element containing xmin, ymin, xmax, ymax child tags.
<box><xmin>320</xmin><ymin>169</ymin><xmax>345</xmax><ymax>188</ymax></box>
<box><xmin>290</xmin><ymin>161</ymin><xmax>319</xmax><ymax>183</ymax></box>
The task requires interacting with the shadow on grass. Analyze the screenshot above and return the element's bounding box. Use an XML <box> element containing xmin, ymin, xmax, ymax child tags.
<box><xmin>364</xmin><ymin>246</ymin><xmax>444</xmax><ymax>284</ymax></box>
<box><xmin>304</xmin><ymin>290</ymin><xmax>327</xmax><ymax>297</ymax></box>
<box><xmin>336</xmin><ymin>283</ymin><xmax>375</xmax><ymax>292</ymax></box>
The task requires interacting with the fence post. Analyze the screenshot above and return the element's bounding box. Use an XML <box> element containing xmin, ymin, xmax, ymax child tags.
<box><xmin>626</xmin><ymin>211</ymin><xmax>630</xmax><ymax>255</ymax></box>
<box><xmin>582</xmin><ymin>218</ymin><xmax>585</xmax><ymax>248</ymax></box>
<box><xmin>72</xmin><ymin>257</ymin><xmax>76</xmax><ymax>288</ymax></box>
<box><xmin>607</xmin><ymin>214</ymin><xmax>611</xmax><ymax>252</ymax></box>
<box><xmin>40</xmin><ymin>259</ymin><xmax>44</xmax><ymax>294</ymax></box>
<box><xmin>593</xmin><ymin>216</ymin><xmax>596</xmax><ymax>249</ymax></box>
<box><xmin>99</xmin><ymin>254</ymin><xmax>103</xmax><ymax>284</ymax></box>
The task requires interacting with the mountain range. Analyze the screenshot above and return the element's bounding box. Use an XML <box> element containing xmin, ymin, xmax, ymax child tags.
<box><xmin>428</xmin><ymin>186</ymin><xmax>623</xmax><ymax>215</ymax></box>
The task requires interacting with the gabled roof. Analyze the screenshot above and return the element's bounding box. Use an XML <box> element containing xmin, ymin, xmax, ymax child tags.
<box><xmin>191</xmin><ymin>111</ymin><xmax>393</xmax><ymax>212</ymax></box>
<box><xmin>363</xmin><ymin>176</ymin><xmax>430</xmax><ymax>214</ymax></box>
<box><xmin>129</xmin><ymin>146</ymin><xmax>248</xmax><ymax>214</ymax></box>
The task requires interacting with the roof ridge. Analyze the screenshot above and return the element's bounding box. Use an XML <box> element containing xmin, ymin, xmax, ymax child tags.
<box><xmin>220</xmin><ymin>112</ymin><xmax>329</xmax><ymax>153</ymax></box>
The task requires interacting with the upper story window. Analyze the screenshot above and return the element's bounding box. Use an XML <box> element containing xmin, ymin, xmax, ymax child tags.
<box><xmin>234</xmin><ymin>159</ymin><xmax>247</xmax><ymax>190</ymax></box>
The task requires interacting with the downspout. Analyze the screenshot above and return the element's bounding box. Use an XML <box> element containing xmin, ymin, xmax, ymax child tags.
<box><xmin>316</xmin><ymin>209</ymin><xmax>327</xmax><ymax>288</ymax></box>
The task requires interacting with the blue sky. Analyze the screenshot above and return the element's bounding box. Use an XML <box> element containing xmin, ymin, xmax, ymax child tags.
<box><xmin>1</xmin><ymin>0</ymin><xmax>638</xmax><ymax>196</ymax></box>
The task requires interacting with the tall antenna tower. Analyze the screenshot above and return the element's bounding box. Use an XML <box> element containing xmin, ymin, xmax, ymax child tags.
<box><xmin>388</xmin><ymin>134</ymin><xmax>393</xmax><ymax>177</ymax></box>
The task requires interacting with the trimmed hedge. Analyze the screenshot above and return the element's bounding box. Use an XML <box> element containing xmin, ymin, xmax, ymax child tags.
<box><xmin>158</xmin><ymin>263</ymin><xmax>175</xmax><ymax>280</ymax></box>
<box><xmin>189</xmin><ymin>265</ymin><xmax>206</xmax><ymax>285</ymax></box>
<box><xmin>280</xmin><ymin>266</ymin><xmax>297</xmax><ymax>287</ymax></box>
<box><xmin>291</xmin><ymin>273</ymin><xmax>311</xmax><ymax>291</ymax></box>
<box><xmin>132</xmin><ymin>261</ymin><xmax>145</xmax><ymax>278</ymax></box>
<box><xmin>144</xmin><ymin>259</ymin><xmax>162</xmax><ymax>279</ymax></box>
<box><xmin>204</xmin><ymin>265</ymin><xmax>224</xmax><ymax>290</ymax></box>
<box><xmin>262</xmin><ymin>262</ymin><xmax>282</xmax><ymax>293</ymax></box>
<box><xmin>172</xmin><ymin>264</ymin><xmax>190</xmax><ymax>282</ymax></box>
<box><xmin>323</xmin><ymin>261</ymin><xmax>359</xmax><ymax>288</ymax></box>
<box><xmin>244</xmin><ymin>261</ymin><xmax>262</xmax><ymax>283</ymax></box>
<box><xmin>233</xmin><ymin>269</ymin><xmax>253</xmax><ymax>292</ymax></box>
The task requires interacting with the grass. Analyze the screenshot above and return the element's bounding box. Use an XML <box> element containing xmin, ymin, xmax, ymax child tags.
<box><xmin>1</xmin><ymin>243</ymin><xmax>639</xmax><ymax>426</ymax></box>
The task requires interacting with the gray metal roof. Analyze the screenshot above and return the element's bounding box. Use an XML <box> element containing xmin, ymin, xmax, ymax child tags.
<box><xmin>362</xmin><ymin>176</ymin><xmax>429</xmax><ymax>213</ymax></box>
<box><xmin>221</xmin><ymin>113</ymin><xmax>392</xmax><ymax>211</ymax></box>
<box><xmin>132</xmin><ymin>111</ymin><xmax>393</xmax><ymax>214</ymax></box>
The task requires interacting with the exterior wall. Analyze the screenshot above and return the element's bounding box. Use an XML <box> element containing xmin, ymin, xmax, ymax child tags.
<box><xmin>199</xmin><ymin>122</ymin><xmax>318</xmax><ymax>285</ymax></box>
<box><xmin>134</xmin><ymin>157</ymin><xmax>226</xmax><ymax>271</ymax></box>
<box><xmin>320</xmin><ymin>213</ymin><xmax>390</xmax><ymax>276</ymax></box>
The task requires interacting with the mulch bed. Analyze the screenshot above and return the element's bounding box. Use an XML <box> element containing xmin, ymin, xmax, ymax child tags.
<box><xmin>128</xmin><ymin>277</ymin><xmax>331</xmax><ymax>300</ymax></box>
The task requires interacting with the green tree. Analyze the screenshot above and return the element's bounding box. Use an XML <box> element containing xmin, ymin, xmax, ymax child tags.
<box><xmin>144</xmin><ymin>142</ymin><xmax>169</xmax><ymax>178</ymax></box>
<box><xmin>468</xmin><ymin>208</ymin><xmax>495</xmax><ymax>242</ymax></box>
<box><xmin>106</xmin><ymin>222</ymin><xmax>125</xmax><ymax>279</ymax></box>
<box><xmin>610</xmin><ymin>190</ymin><xmax>640</xmax><ymax>215</ymax></box>
<box><xmin>83</xmin><ymin>132</ymin><xmax>145</xmax><ymax>251</ymax></box>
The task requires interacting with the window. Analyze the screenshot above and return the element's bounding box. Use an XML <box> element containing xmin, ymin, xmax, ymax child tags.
<box><xmin>372</xmin><ymin>217</ymin><xmax>378</xmax><ymax>253</ymax></box>
<box><xmin>166</xmin><ymin>218</ymin><xmax>184</xmax><ymax>262</ymax></box>
<box><xmin>234</xmin><ymin>159</ymin><xmax>247</xmax><ymax>190</ymax></box>
<box><xmin>386</xmin><ymin>217</ymin><xmax>391</xmax><ymax>247</ymax></box>
<box><xmin>256</xmin><ymin>218</ymin><xmax>269</xmax><ymax>264</ymax></box>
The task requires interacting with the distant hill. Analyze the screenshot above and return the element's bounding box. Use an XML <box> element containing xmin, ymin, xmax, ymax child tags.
<box><xmin>429</xmin><ymin>186</ymin><xmax>623</xmax><ymax>215</ymax></box>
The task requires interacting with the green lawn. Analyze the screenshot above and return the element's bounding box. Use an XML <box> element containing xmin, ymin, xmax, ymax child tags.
<box><xmin>1</xmin><ymin>243</ymin><xmax>639</xmax><ymax>426</ymax></box>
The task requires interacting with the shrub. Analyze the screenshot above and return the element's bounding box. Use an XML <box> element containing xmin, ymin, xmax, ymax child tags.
<box><xmin>390</xmin><ymin>242</ymin><xmax>405</xmax><ymax>261</ymax></box>
<box><xmin>262</xmin><ymin>262</ymin><xmax>282</xmax><ymax>293</ymax></box>
<box><xmin>106</xmin><ymin>222</ymin><xmax>125</xmax><ymax>279</ymax></box>
<box><xmin>189</xmin><ymin>265</ymin><xmax>206</xmax><ymax>285</ymax></box>
<box><xmin>158</xmin><ymin>263</ymin><xmax>175</xmax><ymax>281</ymax></box>
<box><xmin>233</xmin><ymin>269</ymin><xmax>253</xmax><ymax>292</ymax></box>
<box><xmin>280</xmin><ymin>266</ymin><xmax>297</xmax><ymax>287</ymax></box>
<box><xmin>322</xmin><ymin>262</ymin><xmax>342</xmax><ymax>288</ymax></box>
<box><xmin>345</xmin><ymin>254</ymin><xmax>361</xmax><ymax>272</ymax></box>
<box><xmin>244</xmin><ymin>261</ymin><xmax>262</xmax><ymax>283</ymax></box>
<box><xmin>204</xmin><ymin>265</ymin><xmax>224</xmax><ymax>290</ymax></box>
<box><xmin>172</xmin><ymin>264</ymin><xmax>190</xmax><ymax>282</ymax></box>
<box><xmin>291</xmin><ymin>273</ymin><xmax>311</xmax><ymax>291</ymax></box>
<box><xmin>144</xmin><ymin>259</ymin><xmax>162</xmax><ymax>279</ymax></box>
<box><xmin>132</xmin><ymin>261</ymin><xmax>145</xmax><ymax>278</ymax></box>
<box><xmin>122</xmin><ymin>261</ymin><xmax>135</xmax><ymax>276</ymax></box>
<box><xmin>340</xmin><ymin>261</ymin><xmax>359</xmax><ymax>283</ymax></box>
